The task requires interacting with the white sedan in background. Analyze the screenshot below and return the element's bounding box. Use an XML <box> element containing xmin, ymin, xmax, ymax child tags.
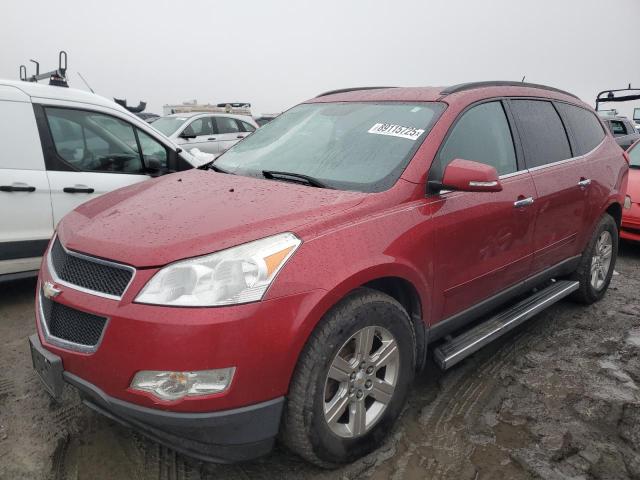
<box><xmin>152</xmin><ymin>112</ymin><xmax>258</xmax><ymax>156</ymax></box>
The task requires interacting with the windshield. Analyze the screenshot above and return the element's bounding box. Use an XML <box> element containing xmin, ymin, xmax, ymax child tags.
<box><xmin>214</xmin><ymin>102</ymin><xmax>445</xmax><ymax>192</ymax></box>
<box><xmin>152</xmin><ymin>116</ymin><xmax>189</xmax><ymax>136</ymax></box>
<box><xmin>629</xmin><ymin>143</ymin><xmax>640</xmax><ymax>168</ymax></box>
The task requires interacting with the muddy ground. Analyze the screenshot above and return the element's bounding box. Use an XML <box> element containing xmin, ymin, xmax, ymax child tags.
<box><xmin>1</xmin><ymin>243</ymin><xmax>639</xmax><ymax>480</ymax></box>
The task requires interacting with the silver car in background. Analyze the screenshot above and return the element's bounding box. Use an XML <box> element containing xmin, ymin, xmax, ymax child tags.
<box><xmin>152</xmin><ymin>112</ymin><xmax>258</xmax><ymax>156</ymax></box>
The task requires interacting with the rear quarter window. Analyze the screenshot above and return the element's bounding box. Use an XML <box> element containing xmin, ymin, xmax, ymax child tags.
<box><xmin>555</xmin><ymin>103</ymin><xmax>605</xmax><ymax>156</ymax></box>
<box><xmin>510</xmin><ymin>100</ymin><xmax>572</xmax><ymax>168</ymax></box>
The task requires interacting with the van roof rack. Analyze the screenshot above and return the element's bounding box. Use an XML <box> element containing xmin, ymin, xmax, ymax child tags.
<box><xmin>19</xmin><ymin>51</ymin><xmax>68</xmax><ymax>87</ymax></box>
<box><xmin>595</xmin><ymin>84</ymin><xmax>640</xmax><ymax>111</ymax></box>
<box><xmin>315</xmin><ymin>86</ymin><xmax>397</xmax><ymax>98</ymax></box>
<box><xmin>440</xmin><ymin>81</ymin><xmax>579</xmax><ymax>100</ymax></box>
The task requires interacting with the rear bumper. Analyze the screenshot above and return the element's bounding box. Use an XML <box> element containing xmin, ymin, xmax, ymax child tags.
<box><xmin>30</xmin><ymin>334</ymin><xmax>284</xmax><ymax>463</ymax></box>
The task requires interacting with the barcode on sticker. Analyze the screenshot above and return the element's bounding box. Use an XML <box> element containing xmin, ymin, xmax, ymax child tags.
<box><xmin>368</xmin><ymin>123</ymin><xmax>425</xmax><ymax>140</ymax></box>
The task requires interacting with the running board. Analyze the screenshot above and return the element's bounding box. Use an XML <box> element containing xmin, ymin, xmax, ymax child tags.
<box><xmin>433</xmin><ymin>280</ymin><xmax>579</xmax><ymax>370</ymax></box>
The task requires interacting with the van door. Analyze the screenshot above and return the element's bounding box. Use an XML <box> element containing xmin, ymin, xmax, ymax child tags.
<box><xmin>0</xmin><ymin>91</ymin><xmax>54</xmax><ymax>275</ymax></box>
<box><xmin>510</xmin><ymin>99</ymin><xmax>590</xmax><ymax>272</ymax></box>
<box><xmin>429</xmin><ymin>100</ymin><xmax>537</xmax><ymax>321</ymax></box>
<box><xmin>35</xmin><ymin>106</ymin><xmax>152</xmax><ymax>226</ymax></box>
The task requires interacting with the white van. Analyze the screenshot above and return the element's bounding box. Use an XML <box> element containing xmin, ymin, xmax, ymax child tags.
<box><xmin>0</xmin><ymin>80</ymin><xmax>208</xmax><ymax>281</ymax></box>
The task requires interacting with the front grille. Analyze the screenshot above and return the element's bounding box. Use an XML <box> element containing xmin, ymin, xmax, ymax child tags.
<box><xmin>40</xmin><ymin>291</ymin><xmax>107</xmax><ymax>347</ymax></box>
<box><xmin>50</xmin><ymin>237</ymin><xmax>133</xmax><ymax>298</ymax></box>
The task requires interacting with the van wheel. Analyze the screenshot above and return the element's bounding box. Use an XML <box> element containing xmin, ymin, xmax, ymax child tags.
<box><xmin>281</xmin><ymin>288</ymin><xmax>415</xmax><ymax>468</ymax></box>
<box><xmin>570</xmin><ymin>213</ymin><xmax>618</xmax><ymax>304</ymax></box>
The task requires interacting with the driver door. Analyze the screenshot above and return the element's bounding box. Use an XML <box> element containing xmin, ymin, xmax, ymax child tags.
<box><xmin>39</xmin><ymin>107</ymin><xmax>150</xmax><ymax>226</ymax></box>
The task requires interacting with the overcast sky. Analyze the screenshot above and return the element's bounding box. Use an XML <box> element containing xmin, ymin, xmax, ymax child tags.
<box><xmin>1</xmin><ymin>0</ymin><xmax>639</xmax><ymax>119</ymax></box>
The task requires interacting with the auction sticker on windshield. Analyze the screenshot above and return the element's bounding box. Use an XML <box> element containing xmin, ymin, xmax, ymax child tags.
<box><xmin>368</xmin><ymin>123</ymin><xmax>425</xmax><ymax>140</ymax></box>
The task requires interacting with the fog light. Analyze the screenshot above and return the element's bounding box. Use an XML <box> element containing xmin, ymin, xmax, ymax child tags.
<box><xmin>624</xmin><ymin>195</ymin><xmax>632</xmax><ymax>209</ymax></box>
<box><xmin>131</xmin><ymin>368</ymin><xmax>235</xmax><ymax>401</ymax></box>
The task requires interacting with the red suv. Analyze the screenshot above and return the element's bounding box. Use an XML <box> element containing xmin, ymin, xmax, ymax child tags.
<box><xmin>30</xmin><ymin>82</ymin><xmax>628</xmax><ymax>467</ymax></box>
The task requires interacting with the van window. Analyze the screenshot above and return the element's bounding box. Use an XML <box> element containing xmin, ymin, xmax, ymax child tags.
<box><xmin>45</xmin><ymin>108</ymin><xmax>144</xmax><ymax>173</ymax></box>
<box><xmin>555</xmin><ymin>103</ymin><xmax>605</xmax><ymax>155</ymax></box>
<box><xmin>436</xmin><ymin>101</ymin><xmax>517</xmax><ymax>177</ymax></box>
<box><xmin>510</xmin><ymin>100</ymin><xmax>572</xmax><ymax>168</ymax></box>
<box><xmin>138</xmin><ymin>129</ymin><xmax>169</xmax><ymax>170</ymax></box>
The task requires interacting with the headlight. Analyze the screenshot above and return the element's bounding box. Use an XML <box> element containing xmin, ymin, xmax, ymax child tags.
<box><xmin>135</xmin><ymin>232</ymin><xmax>301</xmax><ymax>306</ymax></box>
<box><xmin>624</xmin><ymin>195</ymin><xmax>632</xmax><ymax>209</ymax></box>
<box><xmin>131</xmin><ymin>368</ymin><xmax>235</xmax><ymax>400</ymax></box>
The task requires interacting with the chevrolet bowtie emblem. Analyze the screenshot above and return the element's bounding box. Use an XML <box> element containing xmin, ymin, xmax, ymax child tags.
<box><xmin>43</xmin><ymin>281</ymin><xmax>61</xmax><ymax>299</ymax></box>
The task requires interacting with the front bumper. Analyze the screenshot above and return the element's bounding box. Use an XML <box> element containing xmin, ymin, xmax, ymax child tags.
<box><xmin>30</xmin><ymin>334</ymin><xmax>284</xmax><ymax>463</ymax></box>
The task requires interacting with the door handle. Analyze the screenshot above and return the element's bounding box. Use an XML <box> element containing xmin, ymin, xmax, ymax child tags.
<box><xmin>237</xmin><ymin>135</ymin><xmax>245</xmax><ymax>139</ymax></box>
<box><xmin>63</xmin><ymin>187</ymin><xmax>95</xmax><ymax>194</ymax></box>
<box><xmin>0</xmin><ymin>185</ymin><xmax>36</xmax><ymax>192</ymax></box>
<box><xmin>513</xmin><ymin>197</ymin><xmax>534</xmax><ymax>208</ymax></box>
<box><xmin>207</xmin><ymin>137</ymin><xmax>217</xmax><ymax>141</ymax></box>
<box><xmin>578</xmin><ymin>178</ymin><xmax>592</xmax><ymax>188</ymax></box>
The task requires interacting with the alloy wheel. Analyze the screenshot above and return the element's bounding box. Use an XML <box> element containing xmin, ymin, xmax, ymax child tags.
<box><xmin>323</xmin><ymin>326</ymin><xmax>400</xmax><ymax>438</ymax></box>
<box><xmin>590</xmin><ymin>230</ymin><xmax>613</xmax><ymax>291</ymax></box>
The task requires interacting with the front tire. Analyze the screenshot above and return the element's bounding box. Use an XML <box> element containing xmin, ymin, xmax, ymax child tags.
<box><xmin>281</xmin><ymin>288</ymin><xmax>415</xmax><ymax>468</ymax></box>
<box><xmin>570</xmin><ymin>213</ymin><xmax>618</xmax><ymax>304</ymax></box>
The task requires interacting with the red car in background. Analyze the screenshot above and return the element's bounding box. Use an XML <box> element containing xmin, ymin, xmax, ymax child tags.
<box><xmin>622</xmin><ymin>139</ymin><xmax>640</xmax><ymax>241</ymax></box>
<box><xmin>30</xmin><ymin>82</ymin><xmax>628</xmax><ymax>467</ymax></box>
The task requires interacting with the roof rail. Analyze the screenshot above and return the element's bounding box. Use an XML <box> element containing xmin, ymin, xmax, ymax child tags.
<box><xmin>440</xmin><ymin>81</ymin><xmax>579</xmax><ymax>100</ymax></box>
<box><xmin>315</xmin><ymin>86</ymin><xmax>396</xmax><ymax>98</ymax></box>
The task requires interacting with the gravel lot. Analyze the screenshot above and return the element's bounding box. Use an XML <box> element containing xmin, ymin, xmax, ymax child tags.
<box><xmin>1</xmin><ymin>242</ymin><xmax>639</xmax><ymax>480</ymax></box>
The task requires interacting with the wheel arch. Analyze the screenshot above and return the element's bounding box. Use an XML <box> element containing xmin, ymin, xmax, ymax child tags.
<box><xmin>605</xmin><ymin>201</ymin><xmax>622</xmax><ymax>228</ymax></box>
<box><xmin>293</xmin><ymin>265</ymin><xmax>430</xmax><ymax>376</ymax></box>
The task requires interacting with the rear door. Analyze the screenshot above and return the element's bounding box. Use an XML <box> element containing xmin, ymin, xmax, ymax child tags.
<box><xmin>0</xmin><ymin>89</ymin><xmax>53</xmax><ymax>275</ymax></box>
<box><xmin>510</xmin><ymin>99</ymin><xmax>589</xmax><ymax>272</ymax></box>
<box><xmin>429</xmin><ymin>100</ymin><xmax>537</xmax><ymax>320</ymax></box>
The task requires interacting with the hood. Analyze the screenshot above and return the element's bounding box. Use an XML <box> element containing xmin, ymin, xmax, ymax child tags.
<box><xmin>628</xmin><ymin>167</ymin><xmax>640</xmax><ymax>202</ymax></box>
<box><xmin>58</xmin><ymin>169</ymin><xmax>365</xmax><ymax>267</ymax></box>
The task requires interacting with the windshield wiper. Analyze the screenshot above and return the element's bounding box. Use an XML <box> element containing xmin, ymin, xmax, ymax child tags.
<box><xmin>210</xmin><ymin>163</ymin><xmax>234</xmax><ymax>174</ymax></box>
<box><xmin>262</xmin><ymin>170</ymin><xmax>332</xmax><ymax>189</ymax></box>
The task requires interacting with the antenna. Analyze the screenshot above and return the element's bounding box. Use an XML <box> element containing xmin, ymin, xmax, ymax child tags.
<box><xmin>77</xmin><ymin>72</ymin><xmax>94</xmax><ymax>93</ymax></box>
<box><xmin>521</xmin><ymin>76</ymin><xmax>526</xmax><ymax>83</ymax></box>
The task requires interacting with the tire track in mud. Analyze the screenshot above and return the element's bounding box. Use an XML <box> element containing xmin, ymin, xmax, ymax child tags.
<box><xmin>391</xmin><ymin>326</ymin><xmax>543</xmax><ymax>480</ymax></box>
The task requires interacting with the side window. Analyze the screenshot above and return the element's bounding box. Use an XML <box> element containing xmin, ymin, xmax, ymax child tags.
<box><xmin>555</xmin><ymin>103</ymin><xmax>605</xmax><ymax>155</ymax></box>
<box><xmin>510</xmin><ymin>100</ymin><xmax>572</xmax><ymax>168</ymax></box>
<box><xmin>239</xmin><ymin>121</ymin><xmax>256</xmax><ymax>133</ymax></box>
<box><xmin>436</xmin><ymin>101</ymin><xmax>517</xmax><ymax>177</ymax></box>
<box><xmin>184</xmin><ymin>117</ymin><xmax>213</xmax><ymax>137</ymax></box>
<box><xmin>45</xmin><ymin>108</ymin><xmax>144</xmax><ymax>173</ymax></box>
<box><xmin>216</xmin><ymin>117</ymin><xmax>241</xmax><ymax>134</ymax></box>
<box><xmin>138</xmin><ymin>129</ymin><xmax>169</xmax><ymax>170</ymax></box>
<box><xmin>609</xmin><ymin>120</ymin><xmax>627</xmax><ymax>136</ymax></box>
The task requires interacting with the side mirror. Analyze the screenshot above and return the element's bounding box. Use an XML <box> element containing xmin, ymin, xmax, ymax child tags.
<box><xmin>179</xmin><ymin>129</ymin><xmax>196</xmax><ymax>139</ymax></box>
<box><xmin>435</xmin><ymin>158</ymin><xmax>503</xmax><ymax>193</ymax></box>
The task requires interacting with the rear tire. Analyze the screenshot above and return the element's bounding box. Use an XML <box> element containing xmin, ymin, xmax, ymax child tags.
<box><xmin>570</xmin><ymin>213</ymin><xmax>618</xmax><ymax>304</ymax></box>
<box><xmin>281</xmin><ymin>288</ymin><xmax>415</xmax><ymax>468</ymax></box>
